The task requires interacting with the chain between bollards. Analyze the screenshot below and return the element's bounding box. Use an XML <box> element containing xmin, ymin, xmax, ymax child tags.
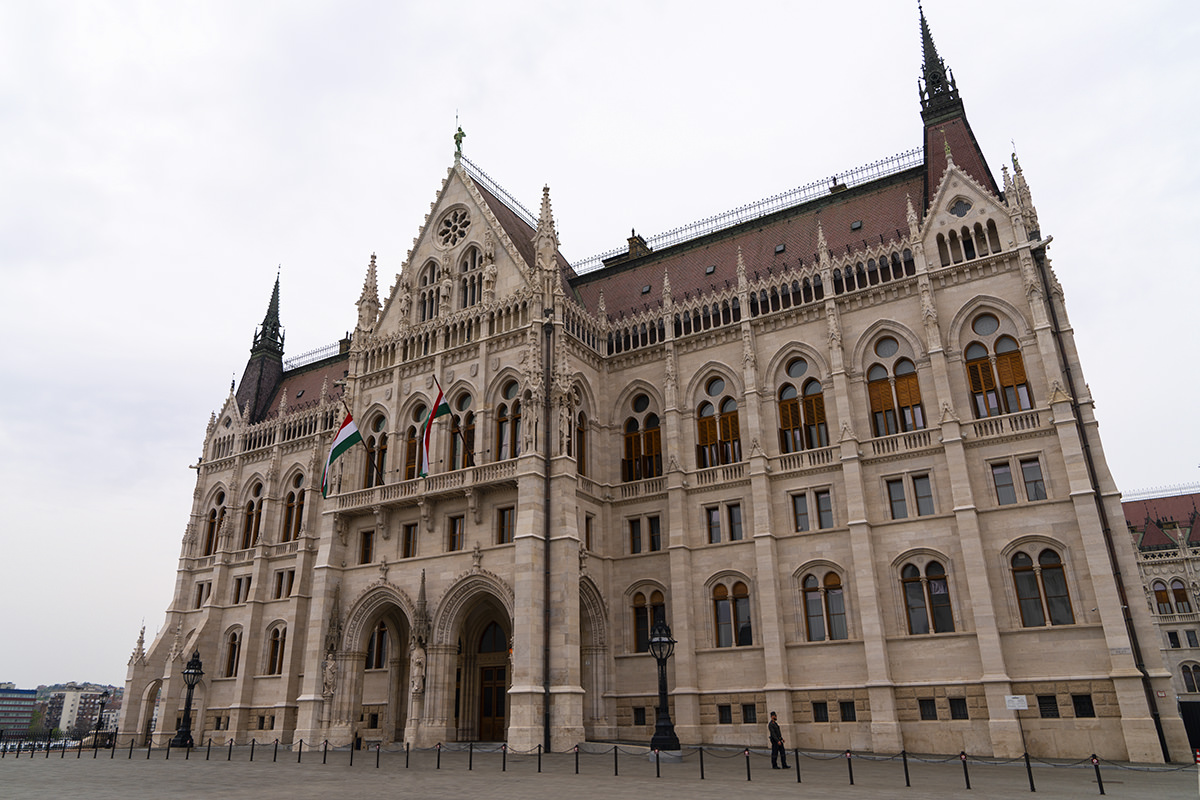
<box><xmin>1092</xmin><ymin>754</ymin><xmax>1105</xmax><ymax>795</ymax></box>
<box><xmin>960</xmin><ymin>751</ymin><xmax>971</xmax><ymax>790</ymax></box>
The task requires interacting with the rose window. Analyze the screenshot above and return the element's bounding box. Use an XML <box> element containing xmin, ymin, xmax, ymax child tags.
<box><xmin>438</xmin><ymin>209</ymin><xmax>471</xmax><ymax>247</ymax></box>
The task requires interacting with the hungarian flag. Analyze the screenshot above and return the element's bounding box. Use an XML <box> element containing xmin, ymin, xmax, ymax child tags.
<box><xmin>322</xmin><ymin>414</ymin><xmax>363</xmax><ymax>497</ymax></box>
<box><xmin>419</xmin><ymin>381</ymin><xmax>451</xmax><ymax>477</ymax></box>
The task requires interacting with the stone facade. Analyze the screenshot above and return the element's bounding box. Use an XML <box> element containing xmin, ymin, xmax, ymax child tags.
<box><xmin>120</xmin><ymin>11</ymin><xmax>1188</xmax><ymax>761</ymax></box>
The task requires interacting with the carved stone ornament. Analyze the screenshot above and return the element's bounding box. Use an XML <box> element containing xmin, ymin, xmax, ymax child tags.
<box><xmin>472</xmin><ymin>541</ymin><xmax>483</xmax><ymax>572</ymax></box>
<box><xmin>322</xmin><ymin>657</ymin><xmax>337</xmax><ymax>696</ymax></box>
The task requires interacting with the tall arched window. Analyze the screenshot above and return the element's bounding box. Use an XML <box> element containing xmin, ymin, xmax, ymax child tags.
<box><xmin>902</xmin><ymin>561</ymin><xmax>955</xmax><ymax>634</ymax></box>
<box><xmin>778</xmin><ymin>358</ymin><xmax>829</xmax><ymax>453</ymax></box>
<box><xmin>240</xmin><ymin>483</ymin><xmax>263</xmax><ymax>550</ymax></box>
<box><xmin>965</xmin><ymin>314</ymin><xmax>1034</xmax><ymax>419</ymax></box>
<box><xmin>696</xmin><ymin>377</ymin><xmax>740</xmax><ymax>468</ymax></box>
<box><xmin>1184</xmin><ymin>665</ymin><xmax>1198</xmax><ymax>693</ymax></box>
<box><xmin>1173</xmin><ymin>579</ymin><xmax>1192</xmax><ymax>613</ymax></box>
<box><xmin>1154</xmin><ymin>581</ymin><xmax>1173</xmax><ymax>614</ymax></box>
<box><xmin>496</xmin><ymin>381</ymin><xmax>521</xmax><ymax>460</ymax></box>
<box><xmin>867</xmin><ymin>337</ymin><xmax>925</xmax><ymax>438</ymax></box>
<box><xmin>203</xmin><ymin>492</ymin><xmax>226</xmax><ymax>556</ymax></box>
<box><xmin>622</xmin><ymin>394</ymin><xmax>663</xmax><ymax>481</ymax></box>
<box><xmin>267</xmin><ymin>627</ymin><xmax>286</xmax><ymax>675</ymax></box>
<box><xmin>713</xmin><ymin>580</ymin><xmax>752</xmax><ymax>647</ymax></box>
<box><xmin>418</xmin><ymin>262</ymin><xmax>439</xmax><ymax>321</ymax></box>
<box><xmin>281</xmin><ymin>474</ymin><xmax>305</xmax><ymax>542</ymax></box>
<box><xmin>632</xmin><ymin>590</ymin><xmax>666</xmax><ymax>653</ymax></box>
<box><xmin>404</xmin><ymin>423</ymin><xmax>420</xmax><ymax>480</ymax></box>
<box><xmin>365</xmin><ymin>622</ymin><xmax>388</xmax><ymax>669</ymax></box>
<box><xmin>803</xmin><ymin>572</ymin><xmax>848</xmax><ymax>642</ymax></box>
<box><xmin>363</xmin><ymin>415</ymin><xmax>388</xmax><ymax>488</ymax></box>
<box><xmin>225</xmin><ymin>630</ymin><xmax>242</xmax><ymax>677</ymax></box>
<box><xmin>460</xmin><ymin>246</ymin><xmax>482</xmax><ymax>309</ymax></box>
<box><xmin>575</xmin><ymin>411</ymin><xmax>588</xmax><ymax>475</ymax></box>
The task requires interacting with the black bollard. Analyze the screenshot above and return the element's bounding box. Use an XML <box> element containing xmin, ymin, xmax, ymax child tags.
<box><xmin>655</xmin><ymin>748</ymin><xmax>660</xmax><ymax>778</ymax></box>
<box><xmin>538</xmin><ymin>743</ymin><xmax>542</xmax><ymax>773</ymax></box>
<box><xmin>228</xmin><ymin>739</ymin><xmax>233</xmax><ymax>761</ymax></box>
<box><xmin>405</xmin><ymin>741</ymin><xmax>410</xmax><ymax>769</ymax></box>
<box><xmin>960</xmin><ymin>751</ymin><xmax>971</xmax><ymax>790</ymax></box>
<box><xmin>376</xmin><ymin>743</ymin><xmax>380</xmax><ymax>769</ymax></box>
<box><xmin>349</xmin><ymin>741</ymin><xmax>353</xmax><ymax>767</ymax></box>
<box><xmin>435</xmin><ymin>742</ymin><xmax>440</xmax><ymax>770</ymax></box>
<box><xmin>164</xmin><ymin>741</ymin><xmax>169</xmax><ymax>760</ymax></box>
<box><xmin>274</xmin><ymin>739</ymin><xmax>279</xmax><ymax>763</ymax></box>
<box><xmin>129</xmin><ymin>738</ymin><xmax>134</xmax><ymax>759</ymax></box>
<box><xmin>297</xmin><ymin>739</ymin><xmax>303</xmax><ymax>763</ymax></box>
<box><xmin>185</xmin><ymin>741</ymin><xmax>190</xmax><ymax>760</ymax></box>
<box><xmin>574</xmin><ymin>744</ymin><xmax>579</xmax><ymax>774</ymax></box>
<box><xmin>613</xmin><ymin>744</ymin><xmax>617</xmax><ymax>776</ymax></box>
<box><xmin>745</xmin><ymin>748</ymin><xmax>751</xmax><ymax>781</ymax></box>
<box><xmin>469</xmin><ymin>741</ymin><xmax>473</xmax><ymax>771</ymax></box>
<box><xmin>1024</xmin><ymin>751</ymin><xmax>1035</xmax><ymax>792</ymax></box>
<box><xmin>147</xmin><ymin>740</ymin><xmax>152</xmax><ymax>759</ymax></box>
<box><xmin>902</xmin><ymin>749</ymin><xmax>910</xmax><ymax>787</ymax></box>
<box><xmin>795</xmin><ymin>748</ymin><xmax>802</xmax><ymax>783</ymax></box>
<box><xmin>250</xmin><ymin>738</ymin><xmax>256</xmax><ymax>762</ymax></box>
<box><xmin>323</xmin><ymin>740</ymin><xmax>328</xmax><ymax>765</ymax></box>
<box><xmin>77</xmin><ymin>738</ymin><xmax>83</xmax><ymax>758</ymax></box>
<box><xmin>846</xmin><ymin>750</ymin><xmax>854</xmax><ymax>785</ymax></box>
<box><xmin>207</xmin><ymin>738</ymin><xmax>212</xmax><ymax>761</ymax></box>
<box><xmin>1091</xmin><ymin>755</ymin><xmax>1105</xmax><ymax>796</ymax></box>
<box><xmin>503</xmin><ymin>743</ymin><xmax>507</xmax><ymax>772</ymax></box>
<box><xmin>699</xmin><ymin>746</ymin><xmax>705</xmax><ymax>780</ymax></box>
<box><xmin>111</xmin><ymin>737</ymin><xmax>116</xmax><ymax>759</ymax></box>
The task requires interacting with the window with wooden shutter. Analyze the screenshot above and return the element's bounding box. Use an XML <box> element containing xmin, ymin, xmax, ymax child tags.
<box><xmin>894</xmin><ymin>361</ymin><xmax>925</xmax><ymax>431</ymax></box>
<box><xmin>643</xmin><ymin>419</ymin><xmax>662</xmax><ymax>478</ymax></box>
<box><xmin>802</xmin><ymin>380</ymin><xmax>829</xmax><ymax>447</ymax></box>
<box><xmin>868</xmin><ymin>373</ymin><xmax>897</xmax><ymax>436</ymax></box>
<box><xmin>778</xmin><ymin>386</ymin><xmax>802</xmax><ymax>453</ymax></box>
<box><xmin>996</xmin><ymin>341</ymin><xmax>1032</xmax><ymax>412</ymax></box>
<box><xmin>719</xmin><ymin>400</ymin><xmax>741</xmax><ymax>463</ymax></box>
<box><xmin>696</xmin><ymin>405</ymin><xmax>718</xmax><ymax>468</ymax></box>
<box><xmin>623</xmin><ymin>419</ymin><xmax>642</xmax><ymax>481</ymax></box>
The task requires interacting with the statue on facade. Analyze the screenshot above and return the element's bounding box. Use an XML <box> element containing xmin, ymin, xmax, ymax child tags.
<box><xmin>323</xmin><ymin>656</ymin><xmax>337</xmax><ymax>696</ymax></box>
<box><xmin>410</xmin><ymin>647</ymin><xmax>426</xmax><ymax>695</ymax></box>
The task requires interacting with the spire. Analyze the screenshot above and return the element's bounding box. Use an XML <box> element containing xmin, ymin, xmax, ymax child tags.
<box><xmin>356</xmin><ymin>253</ymin><xmax>380</xmax><ymax>332</ymax></box>
<box><xmin>252</xmin><ymin>271</ymin><xmax>284</xmax><ymax>357</ymax></box>
<box><xmin>918</xmin><ymin>4</ymin><xmax>962</xmax><ymax>123</ymax></box>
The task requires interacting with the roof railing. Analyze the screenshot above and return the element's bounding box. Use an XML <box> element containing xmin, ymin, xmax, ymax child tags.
<box><xmin>572</xmin><ymin>147</ymin><xmax>924</xmax><ymax>275</ymax></box>
<box><xmin>461</xmin><ymin>156</ymin><xmax>538</xmax><ymax>229</ymax></box>
<box><xmin>1122</xmin><ymin>482</ymin><xmax>1200</xmax><ymax>501</ymax></box>
<box><xmin>283</xmin><ymin>341</ymin><xmax>343</xmax><ymax>371</ymax></box>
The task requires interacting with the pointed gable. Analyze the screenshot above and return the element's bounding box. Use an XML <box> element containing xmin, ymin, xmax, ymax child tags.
<box><xmin>1137</xmin><ymin>519</ymin><xmax>1177</xmax><ymax>550</ymax></box>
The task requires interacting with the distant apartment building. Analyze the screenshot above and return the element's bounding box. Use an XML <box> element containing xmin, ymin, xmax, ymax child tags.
<box><xmin>0</xmin><ymin>687</ymin><xmax>38</xmax><ymax>737</ymax></box>
<box><xmin>46</xmin><ymin>686</ymin><xmax>106</xmax><ymax>736</ymax></box>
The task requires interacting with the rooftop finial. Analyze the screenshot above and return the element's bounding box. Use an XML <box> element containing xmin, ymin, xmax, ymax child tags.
<box><xmin>918</xmin><ymin>4</ymin><xmax>962</xmax><ymax>122</ymax></box>
<box><xmin>454</xmin><ymin>125</ymin><xmax>465</xmax><ymax>161</ymax></box>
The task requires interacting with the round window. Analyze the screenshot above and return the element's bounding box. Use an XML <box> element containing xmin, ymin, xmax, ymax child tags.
<box><xmin>372</xmin><ymin>416</ymin><xmax>386</xmax><ymax>433</ymax></box>
<box><xmin>874</xmin><ymin>337</ymin><xmax>899</xmax><ymax>358</ymax></box>
<box><xmin>252</xmin><ymin>483</ymin><xmax>262</xmax><ymax>497</ymax></box>
<box><xmin>457</xmin><ymin>394</ymin><xmax>472</xmax><ymax>411</ymax></box>
<box><xmin>293</xmin><ymin>474</ymin><xmax>304</xmax><ymax>488</ymax></box>
<box><xmin>972</xmin><ymin>313</ymin><xmax>999</xmax><ymax>336</ymax></box>
<box><xmin>437</xmin><ymin>208</ymin><xmax>471</xmax><ymax>247</ymax></box>
<box><xmin>503</xmin><ymin>381</ymin><xmax>519</xmax><ymax>400</ymax></box>
<box><xmin>413</xmin><ymin>404</ymin><xmax>427</xmax><ymax>423</ymax></box>
<box><xmin>215</xmin><ymin>491</ymin><xmax>225</xmax><ymax>506</ymax></box>
<box><xmin>786</xmin><ymin>358</ymin><xmax>808</xmax><ymax>379</ymax></box>
<box><xmin>706</xmin><ymin>377</ymin><xmax>725</xmax><ymax>397</ymax></box>
<box><xmin>632</xmin><ymin>394</ymin><xmax>650</xmax><ymax>413</ymax></box>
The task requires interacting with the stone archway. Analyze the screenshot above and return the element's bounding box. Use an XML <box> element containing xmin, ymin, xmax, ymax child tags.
<box><xmin>336</xmin><ymin>582</ymin><xmax>415</xmax><ymax>746</ymax></box>
<box><xmin>579</xmin><ymin>576</ymin><xmax>610</xmax><ymax>740</ymax></box>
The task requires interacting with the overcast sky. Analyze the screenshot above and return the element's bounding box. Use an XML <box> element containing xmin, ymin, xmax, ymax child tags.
<box><xmin>2</xmin><ymin>1</ymin><xmax>1197</xmax><ymax>690</ymax></box>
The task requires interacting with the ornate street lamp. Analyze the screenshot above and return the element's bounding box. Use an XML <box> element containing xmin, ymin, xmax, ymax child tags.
<box><xmin>647</xmin><ymin>621</ymin><xmax>680</xmax><ymax>751</ymax></box>
<box><xmin>95</xmin><ymin>690</ymin><xmax>110</xmax><ymax>746</ymax></box>
<box><xmin>171</xmin><ymin>651</ymin><xmax>203</xmax><ymax>748</ymax></box>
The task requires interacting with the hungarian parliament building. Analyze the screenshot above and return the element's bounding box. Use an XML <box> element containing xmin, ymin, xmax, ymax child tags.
<box><xmin>120</xmin><ymin>9</ymin><xmax>1187</xmax><ymax>761</ymax></box>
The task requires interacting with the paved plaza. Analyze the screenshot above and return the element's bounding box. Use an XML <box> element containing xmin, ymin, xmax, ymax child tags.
<box><xmin>0</xmin><ymin>745</ymin><xmax>1195</xmax><ymax>800</ymax></box>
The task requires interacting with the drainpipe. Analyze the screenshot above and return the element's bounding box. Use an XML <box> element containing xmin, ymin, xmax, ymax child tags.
<box><xmin>1030</xmin><ymin>237</ymin><xmax>1170</xmax><ymax>762</ymax></box>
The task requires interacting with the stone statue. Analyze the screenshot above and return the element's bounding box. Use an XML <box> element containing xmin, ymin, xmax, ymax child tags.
<box><xmin>323</xmin><ymin>656</ymin><xmax>337</xmax><ymax>695</ymax></box>
<box><xmin>410</xmin><ymin>647</ymin><xmax>426</xmax><ymax>694</ymax></box>
<box><xmin>454</xmin><ymin>126</ymin><xmax>465</xmax><ymax>156</ymax></box>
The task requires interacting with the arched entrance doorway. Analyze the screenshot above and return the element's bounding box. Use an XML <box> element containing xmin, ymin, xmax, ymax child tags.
<box><xmin>477</xmin><ymin>621</ymin><xmax>508</xmax><ymax>740</ymax></box>
<box><xmin>448</xmin><ymin>600</ymin><xmax>510</xmax><ymax>742</ymax></box>
<box><xmin>342</xmin><ymin>589</ymin><xmax>413</xmax><ymax>746</ymax></box>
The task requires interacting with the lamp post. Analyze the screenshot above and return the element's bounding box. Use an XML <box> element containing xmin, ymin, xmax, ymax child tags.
<box><xmin>171</xmin><ymin>651</ymin><xmax>203</xmax><ymax>748</ymax></box>
<box><xmin>648</xmin><ymin>621</ymin><xmax>680</xmax><ymax>751</ymax></box>
<box><xmin>95</xmin><ymin>690</ymin><xmax>110</xmax><ymax>747</ymax></box>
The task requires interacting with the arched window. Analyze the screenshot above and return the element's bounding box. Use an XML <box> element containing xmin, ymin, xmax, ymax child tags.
<box><xmin>1184</xmin><ymin>665</ymin><xmax>1198</xmax><ymax>693</ymax></box>
<box><xmin>1173</xmin><ymin>579</ymin><xmax>1192</xmax><ymax>613</ymax></box>
<box><xmin>718</xmin><ymin>398</ymin><xmax>741</xmax><ymax>464</ymax></box>
<box><xmin>965</xmin><ymin>315</ymin><xmax>1034</xmax><ymax>419</ymax></box>
<box><xmin>803</xmin><ymin>572</ymin><xmax>848</xmax><ymax>642</ymax></box>
<box><xmin>418</xmin><ymin>262</ymin><xmax>439</xmax><ymax>321</ymax></box>
<box><xmin>575</xmin><ymin>411</ymin><xmax>588</xmax><ymax>475</ymax></box>
<box><xmin>779</xmin><ymin>385</ymin><xmax>802</xmax><ymax>453</ymax></box>
<box><xmin>622</xmin><ymin>394</ymin><xmax>664</xmax><ymax>481</ymax></box>
<box><xmin>362</xmin><ymin>415</ymin><xmax>388</xmax><ymax>488</ymax></box>
<box><xmin>203</xmin><ymin>492</ymin><xmax>226</xmax><ymax>556</ymax></box>
<box><xmin>496</xmin><ymin>381</ymin><xmax>521</xmax><ymax>460</ymax></box>
<box><xmin>713</xmin><ymin>580</ymin><xmax>752</xmax><ymax>647</ymax></box>
<box><xmin>241</xmin><ymin>483</ymin><xmax>263</xmax><ymax>549</ymax></box>
<box><xmin>697</xmin><ymin>377</ymin><xmax>742</xmax><ymax>468</ymax></box>
<box><xmin>902</xmin><ymin>561</ymin><xmax>955</xmax><ymax>634</ymax></box>
<box><xmin>225</xmin><ymin>630</ymin><xmax>242</xmax><ymax>677</ymax></box>
<box><xmin>1154</xmin><ymin>581</ymin><xmax>1172</xmax><ymax>614</ymax></box>
<box><xmin>460</xmin><ymin>246</ymin><xmax>482</xmax><ymax>309</ymax></box>
<box><xmin>267</xmin><ymin>626</ymin><xmax>286</xmax><ymax>675</ymax></box>
<box><xmin>281</xmin><ymin>474</ymin><xmax>305</xmax><ymax>542</ymax></box>
<box><xmin>867</xmin><ymin>338</ymin><xmax>925</xmax><ymax>438</ymax></box>
<box><xmin>779</xmin><ymin>358</ymin><xmax>829</xmax><ymax>453</ymax></box>
<box><xmin>365</xmin><ymin>622</ymin><xmax>388</xmax><ymax>669</ymax></box>
<box><xmin>632</xmin><ymin>590</ymin><xmax>666</xmax><ymax>653</ymax></box>
<box><xmin>404</xmin><ymin>423</ymin><xmax>420</xmax><ymax>480</ymax></box>
<box><xmin>480</xmin><ymin>621</ymin><xmax>507</xmax><ymax>653</ymax></box>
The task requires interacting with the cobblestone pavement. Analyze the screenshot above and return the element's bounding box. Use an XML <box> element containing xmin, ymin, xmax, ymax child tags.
<box><xmin>0</xmin><ymin>745</ymin><xmax>1195</xmax><ymax>800</ymax></box>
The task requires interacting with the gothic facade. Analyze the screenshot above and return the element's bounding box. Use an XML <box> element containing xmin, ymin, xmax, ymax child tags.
<box><xmin>120</xmin><ymin>11</ymin><xmax>1188</xmax><ymax>761</ymax></box>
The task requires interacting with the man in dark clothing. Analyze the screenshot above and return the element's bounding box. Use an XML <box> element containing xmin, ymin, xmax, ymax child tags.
<box><xmin>768</xmin><ymin>711</ymin><xmax>790</xmax><ymax>768</ymax></box>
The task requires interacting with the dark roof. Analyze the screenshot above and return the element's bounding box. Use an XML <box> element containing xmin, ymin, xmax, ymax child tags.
<box><xmin>1137</xmin><ymin>519</ymin><xmax>1177</xmax><ymax>550</ymax></box>
<box><xmin>1122</xmin><ymin>493</ymin><xmax>1200</xmax><ymax>529</ymax></box>
<box><xmin>262</xmin><ymin>354</ymin><xmax>348</xmax><ymax>420</ymax></box>
<box><xmin>924</xmin><ymin>115</ymin><xmax>999</xmax><ymax>206</ymax></box>
<box><xmin>473</xmin><ymin>181</ymin><xmax>577</xmax><ymax>292</ymax></box>
<box><xmin>570</xmin><ymin>169</ymin><xmax>924</xmax><ymax>320</ymax></box>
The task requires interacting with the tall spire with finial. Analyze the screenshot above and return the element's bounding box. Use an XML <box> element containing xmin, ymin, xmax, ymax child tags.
<box><xmin>236</xmin><ymin>273</ymin><xmax>287</xmax><ymax>423</ymax></box>
<box><xmin>918</xmin><ymin>3</ymin><xmax>962</xmax><ymax>124</ymax></box>
<box><xmin>253</xmin><ymin>270</ymin><xmax>284</xmax><ymax>357</ymax></box>
<box><xmin>356</xmin><ymin>253</ymin><xmax>380</xmax><ymax>332</ymax></box>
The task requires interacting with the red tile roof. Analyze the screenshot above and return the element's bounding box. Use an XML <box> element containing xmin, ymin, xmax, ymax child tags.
<box><xmin>924</xmin><ymin>116</ymin><xmax>999</xmax><ymax>206</ymax></box>
<box><xmin>262</xmin><ymin>355</ymin><xmax>349</xmax><ymax>420</ymax></box>
<box><xmin>570</xmin><ymin>170</ymin><xmax>924</xmax><ymax>320</ymax></box>
<box><xmin>1136</xmin><ymin>519</ymin><xmax>1178</xmax><ymax>549</ymax></box>
<box><xmin>1122</xmin><ymin>493</ymin><xmax>1200</xmax><ymax>529</ymax></box>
